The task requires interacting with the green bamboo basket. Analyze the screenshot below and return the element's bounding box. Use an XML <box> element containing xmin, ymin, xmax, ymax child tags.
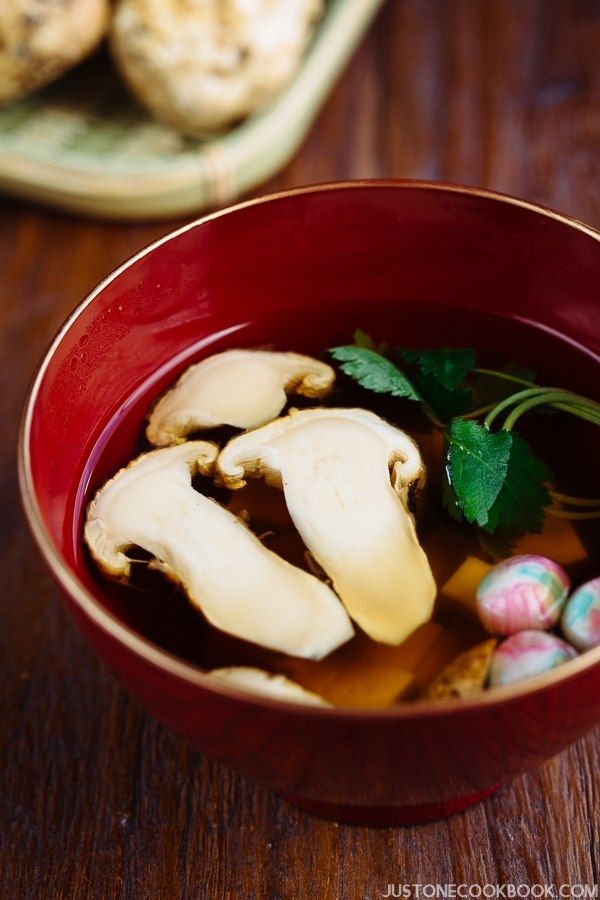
<box><xmin>0</xmin><ymin>0</ymin><xmax>384</xmax><ymax>220</ymax></box>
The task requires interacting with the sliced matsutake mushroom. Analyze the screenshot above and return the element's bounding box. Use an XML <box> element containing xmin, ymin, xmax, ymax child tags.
<box><xmin>217</xmin><ymin>408</ymin><xmax>437</xmax><ymax>645</ymax></box>
<box><xmin>84</xmin><ymin>442</ymin><xmax>353</xmax><ymax>659</ymax></box>
<box><xmin>147</xmin><ymin>350</ymin><xmax>335</xmax><ymax>446</ymax></box>
<box><xmin>205</xmin><ymin>667</ymin><xmax>330</xmax><ymax>706</ymax></box>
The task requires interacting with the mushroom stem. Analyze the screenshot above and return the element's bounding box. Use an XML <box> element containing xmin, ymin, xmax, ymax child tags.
<box><xmin>218</xmin><ymin>408</ymin><xmax>437</xmax><ymax>645</ymax></box>
<box><xmin>84</xmin><ymin>442</ymin><xmax>353</xmax><ymax>659</ymax></box>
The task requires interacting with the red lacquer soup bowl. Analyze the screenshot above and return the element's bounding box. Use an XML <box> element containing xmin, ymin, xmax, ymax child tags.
<box><xmin>19</xmin><ymin>182</ymin><xmax>600</xmax><ymax>826</ymax></box>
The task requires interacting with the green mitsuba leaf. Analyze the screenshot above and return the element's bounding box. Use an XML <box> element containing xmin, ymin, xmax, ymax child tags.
<box><xmin>401</xmin><ymin>347</ymin><xmax>476</xmax><ymax>391</ymax></box>
<box><xmin>328</xmin><ymin>345</ymin><xmax>420</xmax><ymax>400</ymax></box>
<box><xmin>483</xmin><ymin>434</ymin><xmax>552</xmax><ymax>536</ymax></box>
<box><xmin>446</xmin><ymin>419</ymin><xmax>512</xmax><ymax>527</ymax></box>
<box><xmin>409</xmin><ymin>369</ymin><xmax>472</xmax><ymax>421</ymax></box>
<box><xmin>447</xmin><ymin>421</ymin><xmax>552</xmax><ymax>537</ymax></box>
<box><xmin>400</xmin><ymin>347</ymin><xmax>475</xmax><ymax>421</ymax></box>
<box><xmin>442</xmin><ymin>467</ymin><xmax>463</xmax><ymax>522</ymax></box>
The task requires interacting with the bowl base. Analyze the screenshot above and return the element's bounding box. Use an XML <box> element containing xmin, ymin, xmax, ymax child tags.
<box><xmin>280</xmin><ymin>784</ymin><xmax>502</xmax><ymax>826</ymax></box>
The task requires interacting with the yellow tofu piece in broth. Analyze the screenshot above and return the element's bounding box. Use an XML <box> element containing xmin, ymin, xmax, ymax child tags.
<box><xmin>282</xmin><ymin>623</ymin><xmax>443</xmax><ymax>707</ymax></box>
<box><xmin>324</xmin><ymin>666</ymin><xmax>415</xmax><ymax>708</ymax></box>
<box><xmin>358</xmin><ymin>621</ymin><xmax>445</xmax><ymax>669</ymax></box>
<box><xmin>514</xmin><ymin>515</ymin><xmax>587</xmax><ymax>566</ymax></box>
<box><xmin>441</xmin><ymin>556</ymin><xmax>493</xmax><ymax>616</ymax></box>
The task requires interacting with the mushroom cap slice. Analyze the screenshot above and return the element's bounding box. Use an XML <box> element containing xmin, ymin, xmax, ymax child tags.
<box><xmin>84</xmin><ymin>441</ymin><xmax>353</xmax><ymax>659</ymax></box>
<box><xmin>218</xmin><ymin>408</ymin><xmax>437</xmax><ymax>645</ymax></box>
<box><xmin>205</xmin><ymin>667</ymin><xmax>330</xmax><ymax>706</ymax></box>
<box><xmin>147</xmin><ymin>350</ymin><xmax>335</xmax><ymax>446</ymax></box>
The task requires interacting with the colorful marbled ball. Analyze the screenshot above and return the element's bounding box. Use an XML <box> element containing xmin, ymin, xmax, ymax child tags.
<box><xmin>561</xmin><ymin>577</ymin><xmax>600</xmax><ymax>651</ymax></box>
<box><xmin>476</xmin><ymin>554</ymin><xmax>570</xmax><ymax>636</ymax></box>
<box><xmin>489</xmin><ymin>630</ymin><xmax>578</xmax><ymax>687</ymax></box>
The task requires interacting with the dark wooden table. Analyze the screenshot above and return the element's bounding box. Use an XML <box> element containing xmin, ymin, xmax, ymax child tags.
<box><xmin>2</xmin><ymin>2</ymin><xmax>599</xmax><ymax>897</ymax></box>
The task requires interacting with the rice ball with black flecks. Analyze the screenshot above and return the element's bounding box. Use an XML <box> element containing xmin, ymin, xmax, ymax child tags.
<box><xmin>110</xmin><ymin>0</ymin><xmax>323</xmax><ymax>135</ymax></box>
<box><xmin>0</xmin><ymin>0</ymin><xmax>110</xmax><ymax>105</ymax></box>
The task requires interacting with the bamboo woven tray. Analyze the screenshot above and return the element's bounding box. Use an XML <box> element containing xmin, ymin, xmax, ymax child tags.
<box><xmin>0</xmin><ymin>0</ymin><xmax>384</xmax><ymax>220</ymax></box>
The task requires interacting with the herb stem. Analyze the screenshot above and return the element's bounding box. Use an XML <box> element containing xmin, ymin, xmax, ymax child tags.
<box><xmin>484</xmin><ymin>387</ymin><xmax>551</xmax><ymax>429</ymax></box>
<box><xmin>551</xmin><ymin>402</ymin><xmax>600</xmax><ymax>426</ymax></box>
<box><xmin>484</xmin><ymin>387</ymin><xmax>600</xmax><ymax>431</ymax></box>
<box><xmin>473</xmin><ymin>368</ymin><xmax>537</xmax><ymax>388</ymax></box>
<box><xmin>546</xmin><ymin>508</ymin><xmax>600</xmax><ymax>520</ymax></box>
<box><xmin>468</xmin><ymin>398</ymin><xmax>600</xmax><ymax>423</ymax></box>
<box><xmin>549</xmin><ymin>490</ymin><xmax>600</xmax><ymax>507</ymax></box>
<box><xmin>503</xmin><ymin>391</ymin><xmax>600</xmax><ymax>430</ymax></box>
<box><xmin>421</xmin><ymin>405</ymin><xmax>445</xmax><ymax>428</ymax></box>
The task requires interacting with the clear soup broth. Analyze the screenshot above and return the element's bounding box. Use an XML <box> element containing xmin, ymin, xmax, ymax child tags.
<box><xmin>70</xmin><ymin>305</ymin><xmax>599</xmax><ymax>707</ymax></box>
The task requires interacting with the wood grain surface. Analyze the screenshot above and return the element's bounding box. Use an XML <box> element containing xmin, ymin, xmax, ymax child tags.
<box><xmin>1</xmin><ymin>1</ymin><xmax>599</xmax><ymax>897</ymax></box>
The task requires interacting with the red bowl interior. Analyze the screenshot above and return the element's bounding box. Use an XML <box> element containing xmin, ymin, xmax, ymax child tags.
<box><xmin>19</xmin><ymin>181</ymin><xmax>600</xmax><ymax>823</ymax></box>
